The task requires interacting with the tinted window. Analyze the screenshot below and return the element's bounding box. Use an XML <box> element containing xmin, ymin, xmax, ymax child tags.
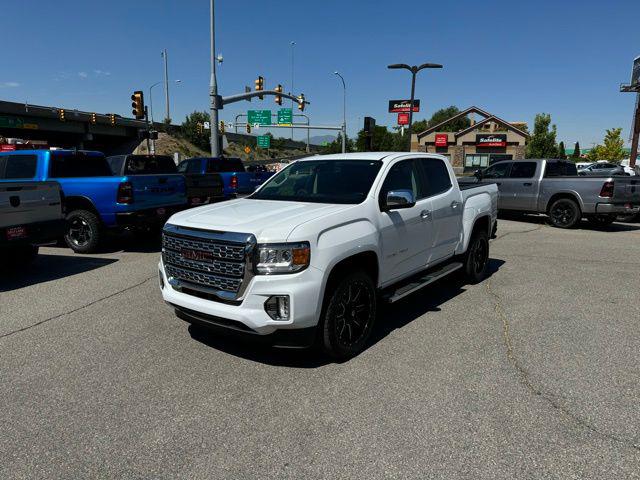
<box><xmin>544</xmin><ymin>161</ymin><xmax>577</xmax><ymax>177</ymax></box>
<box><xmin>483</xmin><ymin>162</ymin><xmax>511</xmax><ymax>178</ymax></box>
<box><xmin>49</xmin><ymin>152</ymin><xmax>112</xmax><ymax>178</ymax></box>
<box><xmin>419</xmin><ymin>158</ymin><xmax>452</xmax><ymax>196</ymax></box>
<box><xmin>509</xmin><ymin>162</ymin><xmax>537</xmax><ymax>178</ymax></box>
<box><xmin>4</xmin><ymin>154</ymin><xmax>37</xmax><ymax>179</ymax></box>
<box><xmin>124</xmin><ymin>155</ymin><xmax>177</xmax><ymax>175</ymax></box>
<box><xmin>187</xmin><ymin>159</ymin><xmax>202</xmax><ymax>174</ymax></box>
<box><xmin>207</xmin><ymin>158</ymin><xmax>246</xmax><ymax>173</ymax></box>
<box><xmin>251</xmin><ymin>160</ymin><xmax>382</xmax><ymax>204</ymax></box>
<box><xmin>379</xmin><ymin>159</ymin><xmax>425</xmax><ymax>202</ymax></box>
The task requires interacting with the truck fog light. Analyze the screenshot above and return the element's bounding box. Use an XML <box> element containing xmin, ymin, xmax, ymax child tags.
<box><xmin>264</xmin><ymin>295</ymin><xmax>290</xmax><ymax>321</ymax></box>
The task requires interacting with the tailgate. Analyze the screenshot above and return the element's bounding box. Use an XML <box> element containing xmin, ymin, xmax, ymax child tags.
<box><xmin>0</xmin><ymin>181</ymin><xmax>63</xmax><ymax>229</ymax></box>
<box><xmin>233</xmin><ymin>173</ymin><xmax>257</xmax><ymax>195</ymax></box>
<box><xmin>129</xmin><ymin>174</ymin><xmax>186</xmax><ymax>209</ymax></box>
<box><xmin>612</xmin><ymin>177</ymin><xmax>640</xmax><ymax>204</ymax></box>
<box><xmin>185</xmin><ymin>173</ymin><xmax>224</xmax><ymax>199</ymax></box>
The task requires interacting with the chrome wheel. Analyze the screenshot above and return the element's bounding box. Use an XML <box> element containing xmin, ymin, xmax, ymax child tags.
<box><xmin>68</xmin><ymin>217</ymin><xmax>92</xmax><ymax>247</ymax></box>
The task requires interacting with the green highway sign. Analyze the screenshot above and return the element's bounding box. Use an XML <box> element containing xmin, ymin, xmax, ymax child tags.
<box><xmin>0</xmin><ymin>116</ymin><xmax>24</xmax><ymax>129</ymax></box>
<box><xmin>257</xmin><ymin>135</ymin><xmax>271</xmax><ymax>149</ymax></box>
<box><xmin>247</xmin><ymin>109</ymin><xmax>271</xmax><ymax>126</ymax></box>
<box><xmin>277</xmin><ymin>108</ymin><xmax>293</xmax><ymax>125</ymax></box>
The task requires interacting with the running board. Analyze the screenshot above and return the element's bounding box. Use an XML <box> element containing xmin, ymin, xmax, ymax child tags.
<box><xmin>383</xmin><ymin>262</ymin><xmax>463</xmax><ymax>304</ymax></box>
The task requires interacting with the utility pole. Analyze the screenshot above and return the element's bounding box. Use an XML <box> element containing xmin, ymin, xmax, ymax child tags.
<box><xmin>387</xmin><ymin>62</ymin><xmax>443</xmax><ymax>151</ymax></box>
<box><xmin>162</xmin><ymin>49</ymin><xmax>170</xmax><ymax>123</ymax></box>
<box><xmin>210</xmin><ymin>0</ymin><xmax>220</xmax><ymax>157</ymax></box>
<box><xmin>290</xmin><ymin>41</ymin><xmax>296</xmax><ymax>140</ymax></box>
<box><xmin>620</xmin><ymin>55</ymin><xmax>640</xmax><ymax>168</ymax></box>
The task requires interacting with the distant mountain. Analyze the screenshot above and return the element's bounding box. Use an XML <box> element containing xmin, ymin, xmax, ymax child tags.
<box><xmin>309</xmin><ymin>134</ymin><xmax>337</xmax><ymax>145</ymax></box>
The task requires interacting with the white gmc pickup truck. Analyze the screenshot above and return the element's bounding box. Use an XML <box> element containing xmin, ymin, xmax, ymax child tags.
<box><xmin>159</xmin><ymin>153</ymin><xmax>498</xmax><ymax>359</ymax></box>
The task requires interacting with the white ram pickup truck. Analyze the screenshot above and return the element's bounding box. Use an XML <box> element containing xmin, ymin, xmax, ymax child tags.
<box><xmin>159</xmin><ymin>153</ymin><xmax>498</xmax><ymax>359</ymax></box>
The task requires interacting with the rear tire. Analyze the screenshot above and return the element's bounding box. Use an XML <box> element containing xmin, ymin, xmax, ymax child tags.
<box><xmin>319</xmin><ymin>271</ymin><xmax>377</xmax><ymax>361</ymax></box>
<box><xmin>64</xmin><ymin>209</ymin><xmax>102</xmax><ymax>254</ymax></box>
<box><xmin>463</xmin><ymin>230</ymin><xmax>489</xmax><ymax>284</ymax></box>
<box><xmin>548</xmin><ymin>198</ymin><xmax>581</xmax><ymax>229</ymax></box>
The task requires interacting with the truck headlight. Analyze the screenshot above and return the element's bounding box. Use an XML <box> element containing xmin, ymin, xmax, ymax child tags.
<box><xmin>256</xmin><ymin>242</ymin><xmax>310</xmax><ymax>274</ymax></box>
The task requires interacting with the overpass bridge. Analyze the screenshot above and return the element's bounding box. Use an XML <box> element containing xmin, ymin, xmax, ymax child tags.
<box><xmin>0</xmin><ymin>100</ymin><xmax>148</xmax><ymax>154</ymax></box>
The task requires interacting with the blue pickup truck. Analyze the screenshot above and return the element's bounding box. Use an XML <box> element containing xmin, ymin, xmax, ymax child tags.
<box><xmin>177</xmin><ymin>157</ymin><xmax>273</xmax><ymax>198</ymax></box>
<box><xmin>0</xmin><ymin>149</ymin><xmax>187</xmax><ymax>253</ymax></box>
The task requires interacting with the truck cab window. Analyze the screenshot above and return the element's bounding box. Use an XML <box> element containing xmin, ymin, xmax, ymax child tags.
<box><xmin>379</xmin><ymin>159</ymin><xmax>426</xmax><ymax>203</ymax></box>
<box><xmin>483</xmin><ymin>162</ymin><xmax>510</xmax><ymax>178</ymax></box>
<box><xmin>419</xmin><ymin>158</ymin><xmax>452</xmax><ymax>196</ymax></box>
<box><xmin>4</xmin><ymin>154</ymin><xmax>37</xmax><ymax>179</ymax></box>
<box><xmin>509</xmin><ymin>162</ymin><xmax>537</xmax><ymax>178</ymax></box>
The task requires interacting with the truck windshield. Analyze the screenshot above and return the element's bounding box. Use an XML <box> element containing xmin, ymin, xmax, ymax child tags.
<box><xmin>250</xmin><ymin>160</ymin><xmax>383</xmax><ymax>204</ymax></box>
<box><xmin>125</xmin><ymin>155</ymin><xmax>177</xmax><ymax>174</ymax></box>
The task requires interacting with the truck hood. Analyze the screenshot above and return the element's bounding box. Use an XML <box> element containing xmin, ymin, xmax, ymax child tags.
<box><xmin>166</xmin><ymin>198</ymin><xmax>351</xmax><ymax>242</ymax></box>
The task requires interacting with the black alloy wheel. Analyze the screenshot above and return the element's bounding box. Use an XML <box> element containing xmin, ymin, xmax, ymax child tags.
<box><xmin>464</xmin><ymin>230</ymin><xmax>489</xmax><ymax>283</ymax></box>
<box><xmin>548</xmin><ymin>198</ymin><xmax>581</xmax><ymax>229</ymax></box>
<box><xmin>320</xmin><ymin>271</ymin><xmax>377</xmax><ymax>360</ymax></box>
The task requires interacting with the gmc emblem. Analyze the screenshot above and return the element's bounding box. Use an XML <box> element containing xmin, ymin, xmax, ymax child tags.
<box><xmin>181</xmin><ymin>248</ymin><xmax>213</xmax><ymax>262</ymax></box>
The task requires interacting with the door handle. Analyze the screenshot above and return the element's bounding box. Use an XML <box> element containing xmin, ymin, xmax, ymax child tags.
<box><xmin>523</xmin><ymin>182</ymin><xmax>532</xmax><ymax>186</ymax></box>
<box><xmin>451</xmin><ymin>201</ymin><xmax>461</xmax><ymax>209</ymax></box>
<box><xmin>421</xmin><ymin>210</ymin><xmax>431</xmax><ymax>219</ymax></box>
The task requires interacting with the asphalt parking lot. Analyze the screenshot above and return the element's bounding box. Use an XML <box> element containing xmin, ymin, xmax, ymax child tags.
<box><xmin>1</xmin><ymin>218</ymin><xmax>639</xmax><ymax>479</ymax></box>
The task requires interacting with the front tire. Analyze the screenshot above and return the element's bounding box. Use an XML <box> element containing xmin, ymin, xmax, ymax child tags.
<box><xmin>548</xmin><ymin>198</ymin><xmax>581</xmax><ymax>228</ymax></box>
<box><xmin>463</xmin><ymin>230</ymin><xmax>489</xmax><ymax>284</ymax></box>
<box><xmin>64</xmin><ymin>209</ymin><xmax>102</xmax><ymax>253</ymax></box>
<box><xmin>319</xmin><ymin>271</ymin><xmax>377</xmax><ymax>360</ymax></box>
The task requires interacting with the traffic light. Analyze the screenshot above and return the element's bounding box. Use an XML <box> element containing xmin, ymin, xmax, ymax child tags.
<box><xmin>297</xmin><ymin>93</ymin><xmax>305</xmax><ymax>111</ymax></box>
<box><xmin>255</xmin><ymin>76</ymin><xmax>264</xmax><ymax>99</ymax></box>
<box><xmin>58</xmin><ymin>109</ymin><xmax>66</xmax><ymax>122</ymax></box>
<box><xmin>196</xmin><ymin>123</ymin><xmax>203</xmax><ymax>135</ymax></box>
<box><xmin>219</xmin><ymin>121</ymin><xmax>225</xmax><ymax>134</ymax></box>
<box><xmin>246</xmin><ymin>123</ymin><xmax>252</xmax><ymax>134</ymax></box>
<box><xmin>110</xmin><ymin>114</ymin><xmax>116</xmax><ymax>126</ymax></box>
<box><xmin>131</xmin><ymin>90</ymin><xmax>145</xmax><ymax>119</ymax></box>
<box><xmin>274</xmin><ymin>84</ymin><xmax>283</xmax><ymax>106</ymax></box>
<box><xmin>90</xmin><ymin>113</ymin><xmax>97</xmax><ymax>124</ymax></box>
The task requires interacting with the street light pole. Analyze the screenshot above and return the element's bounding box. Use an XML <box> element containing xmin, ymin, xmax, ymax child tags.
<box><xmin>210</xmin><ymin>0</ymin><xmax>220</xmax><ymax>157</ymax></box>
<box><xmin>150</xmin><ymin>79</ymin><xmax>181</xmax><ymax>124</ymax></box>
<box><xmin>290</xmin><ymin>41</ymin><xmax>296</xmax><ymax>140</ymax></box>
<box><xmin>334</xmin><ymin>71</ymin><xmax>347</xmax><ymax>153</ymax></box>
<box><xmin>161</xmin><ymin>49</ymin><xmax>171</xmax><ymax>123</ymax></box>
<box><xmin>387</xmin><ymin>62</ymin><xmax>443</xmax><ymax>151</ymax></box>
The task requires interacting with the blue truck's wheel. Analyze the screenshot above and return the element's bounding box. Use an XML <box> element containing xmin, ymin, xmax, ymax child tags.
<box><xmin>64</xmin><ymin>210</ymin><xmax>102</xmax><ymax>254</ymax></box>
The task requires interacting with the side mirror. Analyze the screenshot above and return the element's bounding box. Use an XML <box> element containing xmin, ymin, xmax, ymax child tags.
<box><xmin>474</xmin><ymin>169</ymin><xmax>483</xmax><ymax>180</ymax></box>
<box><xmin>385</xmin><ymin>189</ymin><xmax>415</xmax><ymax>211</ymax></box>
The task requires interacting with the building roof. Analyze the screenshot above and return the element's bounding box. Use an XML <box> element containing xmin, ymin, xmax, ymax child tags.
<box><xmin>416</xmin><ymin>106</ymin><xmax>529</xmax><ymax>139</ymax></box>
<box><xmin>454</xmin><ymin>115</ymin><xmax>530</xmax><ymax>139</ymax></box>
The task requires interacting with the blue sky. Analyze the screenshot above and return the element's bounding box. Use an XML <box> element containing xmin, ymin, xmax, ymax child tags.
<box><xmin>2</xmin><ymin>0</ymin><xmax>639</xmax><ymax>146</ymax></box>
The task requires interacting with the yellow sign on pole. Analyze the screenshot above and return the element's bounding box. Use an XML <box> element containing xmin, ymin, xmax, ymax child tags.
<box><xmin>244</xmin><ymin>146</ymin><xmax>251</xmax><ymax>154</ymax></box>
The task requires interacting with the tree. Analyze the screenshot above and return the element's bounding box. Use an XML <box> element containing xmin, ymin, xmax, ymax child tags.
<box><xmin>322</xmin><ymin>133</ymin><xmax>355</xmax><ymax>154</ymax></box>
<box><xmin>182</xmin><ymin>111</ymin><xmax>211</xmax><ymax>152</ymax></box>
<box><xmin>410</xmin><ymin>106</ymin><xmax>471</xmax><ymax>135</ymax></box>
<box><xmin>526</xmin><ymin>113</ymin><xmax>559</xmax><ymax>158</ymax></box>
<box><xmin>571</xmin><ymin>141</ymin><xmax>581</xmax><ymax>159</ymax></box>
<box><xmin>598</xmin><ymin>128</ymin><xmax>626</xmax><ymax>161</ymax></box>
<box><xmin>355</xmin><ymin>125</ymin><xmax>403</xmax><ymax>152</ymax></box>
<box><xmin>557</xmin><ymin>141</ymin><xmax>567</xmax><ymax>159</ymax></box>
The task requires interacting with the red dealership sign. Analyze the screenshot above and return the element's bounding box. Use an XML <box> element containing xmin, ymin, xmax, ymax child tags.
<box><xmin>397</xmin><ymin>112</ymin><xmax>409</xmax><ymax>125</ymax></box>
<box><xmin>435</xmin><ymin>133</ymin><xmax>448</xmax><ymax>147</ymax></box>
<box><xmin>388</xmin><ymin>99</ymin><xmax>420</xmax><ymax>113</ymax></box>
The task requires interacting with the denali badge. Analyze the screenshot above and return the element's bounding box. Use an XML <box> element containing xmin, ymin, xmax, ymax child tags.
<box><xmin>181</xmin><ymin>248</ymin><xmax>213</xmax><ymax>262</ymax></box>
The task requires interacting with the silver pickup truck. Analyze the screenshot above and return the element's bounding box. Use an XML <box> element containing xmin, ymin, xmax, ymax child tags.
<box><xmin>0</xmin><ymin>180</ymin><xmax>66</xmax><ymax>267</ymax></box>
<box><xmin>468</xmin><ymin>159</ymin><xmax>640</xmax><ymax>228</ymax></box>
